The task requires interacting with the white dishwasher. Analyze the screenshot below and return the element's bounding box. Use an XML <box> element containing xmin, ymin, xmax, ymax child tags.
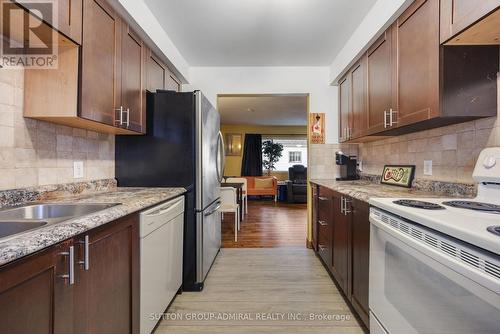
<box><xmin>140</xmin><ymin>196</ymin><xmax>184</xmax><ymax>334</ymax></box>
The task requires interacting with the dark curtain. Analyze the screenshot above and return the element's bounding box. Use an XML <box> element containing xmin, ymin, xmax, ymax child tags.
<box><xmin>241</xmin><ymin>134</ymin><xmax>263</xmax><ymax>176</ymax></box>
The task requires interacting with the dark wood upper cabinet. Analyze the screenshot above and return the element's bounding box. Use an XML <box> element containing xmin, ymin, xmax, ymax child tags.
<box><xmin>365</xmin><ymin>28</ymin><xmax>393</xmax><ymax>136</ymax></box>
<box><xmin>147</xmin><ymin>50</ymin><xmax>168</xmax><ymax>92</ymax></box>
<box><xmin>393</xmin><ymin>0</ymin><xmax>440</xmax><ymax>128</ymax></box>
<box><xmin>350</xmin><ymin>58</ymin><xmax>367</xmax><ymax>139</ymax></box>
<box><xmin>121</xmin><ymin>24</ymin><xmax>146</xmax><ymax>133</ymax></box>
<box><xmin>80</xmin><ymin>0</ymin><xmax>121</xmax><ymax>127</ymax></box>
<box><xmin>338</xmin><ymin>75</ymin><xmax>350</xmax><ymax>143</ymax></box>
<box><xmin>441</xmin><ymin>0</ymin><xmax>500</xmax><ymax>44</ymax></box>
<box><xmin>166</xmin><ymin>71</ymin><xmax>182</xmax><ymax>92</ymax></box>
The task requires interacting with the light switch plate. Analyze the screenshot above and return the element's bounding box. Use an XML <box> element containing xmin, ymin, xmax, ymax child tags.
<box><xmin>73</xmin><ymin>161</ymin><xmax>84</xmax><ymax>179</ymax></box>
<box><xmin>424</xmin><ymin>160</ymin><xmax>433</xmax><ymax>176</ymax></box>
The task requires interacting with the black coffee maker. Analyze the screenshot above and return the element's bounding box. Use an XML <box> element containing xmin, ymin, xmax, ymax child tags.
<box><xmin>336</xmin><ymin>151</ymin><xmax>359</xmax><ymax>181</ymax></box>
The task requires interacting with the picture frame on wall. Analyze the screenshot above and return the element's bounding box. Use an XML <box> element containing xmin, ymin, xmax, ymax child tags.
<box><xmin>224</xmin><ymin>133</ymin><xmax>243</xmax><ymax>156</ymax></box>
<box><xmin>310</xmin><ymin>113</ymin><xmax>325</xmax><ymax>144</ymax></box>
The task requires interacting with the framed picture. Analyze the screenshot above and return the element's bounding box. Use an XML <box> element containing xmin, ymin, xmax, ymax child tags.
<box><xmin>224</xmin><ymin>133</ymin><xmax>242</xmax><ymax>156</ymax></box>
<box><xmin>309</xmin><ymin>113</ymin><xmax>325</xmax><ymax>144</ymax></box>
<box><xmin>381</xmin><ymin>165</ymin><xmax>416</xmax><ymax>188</ymax></box>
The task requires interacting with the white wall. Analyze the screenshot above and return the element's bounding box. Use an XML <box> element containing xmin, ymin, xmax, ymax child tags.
<box><xmin>186</xmin><ymin>67</ymin><xmax>338</xmax><ymax>143</ymax></box>
<box><xmin>329</xmin><ymin>0</ymin><xmax>413</xmax><ymax>83</ymax></box>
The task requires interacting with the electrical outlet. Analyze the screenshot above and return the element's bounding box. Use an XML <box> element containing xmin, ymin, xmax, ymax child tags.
<box><xmin>424</xmin><ymin>160</ymin><xmax>433</xmax><ymax>176</ymax></box>
<box><xmin>73</xmin><ymin>161</ymin><xmax>84</xmax><ymax>179</ymax></box>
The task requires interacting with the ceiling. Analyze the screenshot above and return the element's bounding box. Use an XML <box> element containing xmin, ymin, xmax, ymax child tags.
<box><xmin>143</xmin><ymin>0</ymin><xmax>378</xmax><ymax>66</ymax></box>
<box><xmin>217</xmin><ymin>95</ymin><xmax>308</xmax><ymax>126</ymax></box>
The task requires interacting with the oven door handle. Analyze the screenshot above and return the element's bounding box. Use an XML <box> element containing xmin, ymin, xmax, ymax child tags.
<box><xmin>370</xmin><ymin>212</ymin><xmax>500</xmax><ymax>294</ymax></box>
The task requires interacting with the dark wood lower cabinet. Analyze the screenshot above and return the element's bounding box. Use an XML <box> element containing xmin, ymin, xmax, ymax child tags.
<box><xmin>0</xmin><ymin>214</ymin><xmax>140</xmax><ymax>334</ymax></box>
<box><xmin>311</xmin><ymin>183</ymin><xmax>370</xmax><ymax>329</ymax></box>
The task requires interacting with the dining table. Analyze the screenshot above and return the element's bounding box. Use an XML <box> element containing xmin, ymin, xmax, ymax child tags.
<box><xmin>220</xmin><ymin>182</ymin><xmax>244</xmax><ymax>221</ymax></box>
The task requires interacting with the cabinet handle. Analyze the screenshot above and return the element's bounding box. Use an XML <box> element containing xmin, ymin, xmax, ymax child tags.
<box><xmin>115</xmin><ymin>106</ymin><xmax>124</xmax><ymax>126</ymax></box>
<box><xmin>125</xmin><ymin>108</ymin><xmax>130</xmax><ymax>128</ymax></box>
<box><xmin>383</xmin><ymin>110</ymin><xmax>388</xmax><ymax>128</ymax></box>
<box><xmin>344</xmin><ymin>197</ymin><xmax>352</xmax><ymax>215</ymax></box>
<box><xmin>348</xmin><ymin>128</ymin><xmax>352</xmax><ymax>140</ymax></box>
<box><xmin>318</xmin><ymin>220</ymin><xmax>327</xmax><ymax>226</ymax></box>
<box><xmin>318</xmin><ymin>244</ymin><xmax>326</xmax><ymax>252</ymax></box>
<box><xmin>78</xmin><ymin>235</ymin><xmax>90</xmax><ymax>271</ymax></box>
<box><xmin>389</xmin><ymin>108</ymin><xmax>398</xmax><ymax>127</ymax></box>
<box><xmin>318</xmin><ymin>196</ymin><xmax>328</xmax><ymax>201</ymax></box>
<box><xmin>340</xmin><ymin>196</ymin><xmax>345</xmax><ymax>214</ymax></box>
<box><xmin>59</xmin><ymin>246</ymin><xmax>75</xmax><ymax>285</ymax></box>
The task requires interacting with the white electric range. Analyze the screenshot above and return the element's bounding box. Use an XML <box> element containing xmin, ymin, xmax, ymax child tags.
<box><xmin>368</xmin><ymin>147</ymin><xmax>500</xmax><ymax>334</ymax></box>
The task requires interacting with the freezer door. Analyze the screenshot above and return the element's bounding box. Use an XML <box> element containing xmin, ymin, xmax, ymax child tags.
<box><xmin>196</xmin><ymin>91</ymin><xmax>222</xmax><ymax>210</ymax></box>
<box><xmin>196</xmin><ymin>200</ymin><xmax>221</xmax><ymax>282</ymax></box>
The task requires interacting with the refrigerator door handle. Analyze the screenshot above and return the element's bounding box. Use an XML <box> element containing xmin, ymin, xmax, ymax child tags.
<box><xmin>204</xmin><ymin>201</ymin><xmax>222</xmax><ymax>217</ymax></box>
<box><xmin>216</xmin><ymin>132</ymin><xmax>225</xmax><ymax>183</ymax></box>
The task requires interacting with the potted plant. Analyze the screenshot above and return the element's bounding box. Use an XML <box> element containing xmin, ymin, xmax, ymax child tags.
<box><xmin>262</xmin><ymin>140</ymin><xmax>284</xmax><ymax>176</ymax></box>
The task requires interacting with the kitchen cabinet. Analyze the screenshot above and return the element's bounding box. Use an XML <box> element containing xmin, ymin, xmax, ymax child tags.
<box><xmin>166</xmin><ymin>71</ymin><xmax>182</xmax><ymax>92</ymax></box>
<box><xmin>74</xmin><ymin>214</ymin><xmax>140</xmax><ymax>334</ymax></box>
<box><xmin>338</xmin><ymin>75</ymin><xmax>350</xmax><ymax>142</ymax></box>
<box><xmin>350</xmin><ymin>58</ymin><xmax>367</xmax><ymax>139</ymax></box>
<box><xmin>0</xmin><ymin>214</ymin><xmax>140</xmax><ymax>334</ymax></box>
<box><xmin>349</xmin><ymin>198</ymin><xmax>370</xmax><ymax>327</ymax></box>
<box><xmin>0</xmin><ymin>239</ymin><xmax>75</xmax><ymax>333</ymax></box>
<box><xmin>12</xmin><ymin>0</ymin><xmax>82</xmax><ymax>44</ymax></box>
<box><xmin>120</xmin><ymin>24</ymin><xmax>147</xmax><ymax>133</ymax></box>
<box><xmin>338</xmin><ymin>0</ymin><xmax>498</xmax><ymax>142</ymax></box>
<box><xmin>311</xmin><ymin>184</ymin><xmax>319</xmax><ymax>251</ymax></box>
<box><xmin>80</xmin><ymin>0</ymin><xmax>122</xmax><ymax>128</ymax></box>
<box><xmin>366</xmin><ymin>28</ymin><xmax>393</xmax><ymax>135</ymax></box>
<box><xmin>311</xmin><ymin>183</ymin><xmax>370</xmax><ymax>328</ymax></box>
<box><xmin>147</xmin><ymin>50</ymin><xmax>168</xmax><ymax>92</ymax></box>
<box><xmin>441</xmin><ymin>0</ymin><xmax>500</xmax><ymax>45</ymax></box>
<box><xmin>317</xmin><ymin>187</ymin><xmax>333</xmax><ymax>270</ymax></box>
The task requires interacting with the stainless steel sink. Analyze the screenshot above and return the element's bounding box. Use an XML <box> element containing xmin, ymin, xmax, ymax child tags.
<box><xmin>0</xmin><ymin>203</ymin><xmax>120</xmax><ymax>241</ymax></box>
<box><xmin>0</xmin><ymin>221</ymin><xmax>48</xmax><ymax>239</ymax></box>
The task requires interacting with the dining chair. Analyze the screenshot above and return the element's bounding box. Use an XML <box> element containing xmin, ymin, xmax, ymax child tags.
<box><xmin>220</xmin><ymin>187</ymin><xmax>240</xmax><ymax>241</ymax></box>
<box><xmin>225</xmin><ymin>177</ymin><xmax>248</xmax><ymax>215</ymax></box>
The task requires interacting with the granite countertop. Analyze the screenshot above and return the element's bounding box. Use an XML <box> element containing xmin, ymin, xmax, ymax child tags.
<box><xmin>0</xmin><ymin>187</ymin><xmax>186</xmax><ymax>266</ymax></box>
<box><xmin>310</xmin><ymin>179</ymin><xmax>474</xmax><ymax>202</ymax></box>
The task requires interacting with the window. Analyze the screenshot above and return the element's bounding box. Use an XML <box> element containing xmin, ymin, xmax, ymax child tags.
<box><xmin>262</xmin><ymin>136</ymin><xmax>307</xmax><ymax>172</ymax></box>
<box><xmin>289</xmin><ymin>151</ymin><xmax>302</xmax><ymax>163</ymax></box>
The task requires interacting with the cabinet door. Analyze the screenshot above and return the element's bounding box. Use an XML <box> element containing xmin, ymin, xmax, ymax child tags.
<box><xmin>121</xmin><ymin>24</ymin><xmax>146</xmax><ymax>133</ymax></box>
<box><xmin>147</xmin><ymin>50</ymin><xmax>167</xmax><ymax>92</ymax></box>
<box><xmin>366</xmin><ymin>28</ymin><xmax>393</xmax><ymax>134</ymax></box>
<box><xmin>440</xmin><ymin>0</ymin><xmax>500</xmax><ymax>43</ymax></box>
<box><xmin>311</xmin><ymin>184</ymin><xmax>319</xmax><ymax>251</ymax></box>
<box><xmin>75</xmin><ymin>215</ymin><xmax>140</xmax><ymax>334</ymax></box>
<box><xmin>393</xmin><ymin>0</ymin><xmax>440</xmax><ymax>128</ymax></box>
<box><xmin>57</xmin><ymin>0</ymin><xmax>83</xmax><ymax>44</ymax></box>
<box><xmin>350</xmin><ymin>58</ymin><xmax>367</xmax><ymax>139</ymax></box>
<box><xmin>338</xmin><ymin>75</ymin><xmax>350</xmax><ymax>142</ymax></box>
<box><xmin>166</xmin><ymin>71</ymin><xmax>182</xmax><ymax>92</ymax></box>
<box><xmin>317</xmin><ymin>187</ymin><xmax>333</xmax><ymax>269</ymax></box>
<box><xmin>80</xmin><ymin>0</ymin><xmax>121</xmax><ymax>126</ymax></box>
<box><xmin>0</xmin><ymin>239</ymin><xmax>74</xmax><ymax>334</ymax></box>
<box><xmin>331</xmin><ymin>193</ymin><xmax>349</xmax><ymax>294</ymax></box>
<box><xmin>350</xmin><ymin>199</ymin><xmax>370</xmax><ymax>328</ymax></box>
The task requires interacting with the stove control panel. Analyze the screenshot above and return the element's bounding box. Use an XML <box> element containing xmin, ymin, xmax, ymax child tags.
<box><xmin>473</xmin><ymin>147</ymin><xmax>500</xmax><ymax>183</ymax></box>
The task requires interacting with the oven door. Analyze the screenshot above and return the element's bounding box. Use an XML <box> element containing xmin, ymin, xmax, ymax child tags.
<box><xmin>369</xmin><ymin>209</ymin><xmax>500</xmax><ymax>334</ymax></box>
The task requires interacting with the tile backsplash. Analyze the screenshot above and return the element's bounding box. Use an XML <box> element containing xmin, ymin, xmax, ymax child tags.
<box><xmin>309</xmin><ymin>143</ymin><xmax>358</xmax><ymax>180</ymax></box>
<box><xmin>0</xmin><ymin>69</ymin><xmax>114</xmax><ymax>191</ymax></box>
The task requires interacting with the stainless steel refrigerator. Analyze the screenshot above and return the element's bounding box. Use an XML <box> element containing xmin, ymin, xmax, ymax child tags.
<box><xmin>115</xmin><ymin>90</ymin><xmax>224</xmax><ymax>291</ymax></box>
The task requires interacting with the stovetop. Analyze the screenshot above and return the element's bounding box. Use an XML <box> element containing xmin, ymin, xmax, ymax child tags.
<box><xmin>442</xmin><ymin>201</ymin><xmax>500</xmax><ymax>213</ymax></box>
<box><xmin>393</xmin><ymin>199</ymin><xmax>446</xmax><ymax>210</ymax></box>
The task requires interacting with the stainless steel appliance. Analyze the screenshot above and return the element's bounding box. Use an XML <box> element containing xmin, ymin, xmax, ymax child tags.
<box><xmin>369</xmin><ymin>147</ymin><xmax>500</xmax><ymax>333</ymax></box>
<box><xmin>116</xmin><ymin>90</ymin><xmax>224</xmax><ymax>291</ymax></box>
<box><xmin>140</xmin><ymin>196</ymin><xmax>184</xmax><ymax>334</ymax></box>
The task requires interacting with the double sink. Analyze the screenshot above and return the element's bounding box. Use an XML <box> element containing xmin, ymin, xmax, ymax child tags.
<box><xmin>0</xmin><ymin>203</ymin><xmax>119</xmax><ymax>240</ymax></box>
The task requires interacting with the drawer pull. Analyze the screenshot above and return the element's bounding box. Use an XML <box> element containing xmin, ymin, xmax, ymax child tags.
<box><xmin>318</xmin><ymin>244</ymin><xmax>326</xmax><ymax>252</ymax></box>
<box><xmin>318</xmin><ymin>220</ymin><xmax>327</xmax><ymax>226</ymax></box>
<box><xmin>318</xmin><ymin>196</ymin><xmax>329</xmax><ymax>201</ymax></box>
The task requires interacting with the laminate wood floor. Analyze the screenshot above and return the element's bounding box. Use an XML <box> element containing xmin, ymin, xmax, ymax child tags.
<box><xmin>155</xmin><ymin>248</ymin><xmax>365</xmax><ymax>334</ymax></box>
<box><xmin>222</xmin><ymin>200</ymin><xmax>307</xmax><ymax>248</ymax></box>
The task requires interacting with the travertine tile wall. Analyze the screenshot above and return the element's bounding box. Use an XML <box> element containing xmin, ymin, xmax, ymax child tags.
<box><xmin>309</xmin><ymin>143</ymin><xmax>358</xmax><ymax>180</ymax></box>
<box><xmin>0</xmin><ymin>69</ymin><xmax>115</xmax><ymax>191</ymax></box>
<box><xmin>359</xmin><ymin>69</ymin><xmax>500</xmax><ymax>184</ymax></box>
